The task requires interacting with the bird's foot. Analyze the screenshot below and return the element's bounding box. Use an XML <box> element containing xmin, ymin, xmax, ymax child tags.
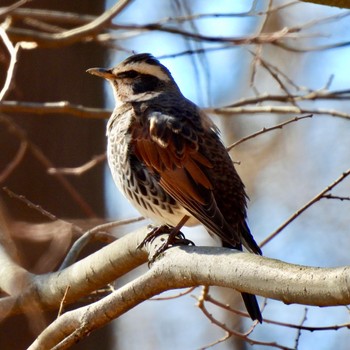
<box><xmin>138</xmin><ymin>224</ymin><xmax>195</xmax><ymax>263</ymax></box>
<box><xmin>137</xmin><ymin>224</ymin><xmax>173</xmax><ymax>249</ymax></box>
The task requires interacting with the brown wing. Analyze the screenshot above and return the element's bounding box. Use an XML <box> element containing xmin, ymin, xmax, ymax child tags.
<box><xmin>131</xmin><ymin>108</ymin><xmax>244</xmax><ymax>248</ymax></box>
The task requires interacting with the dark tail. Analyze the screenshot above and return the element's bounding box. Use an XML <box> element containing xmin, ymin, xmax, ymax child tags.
<box><xmin>241</xmin><ymin>292</ymin><xmax>262</xmax><ymax>323</ymax></box>
<box><xmin>220</xmin><ymin>225</ymin><xmax>262</xmax><ymax>323</ymax></box>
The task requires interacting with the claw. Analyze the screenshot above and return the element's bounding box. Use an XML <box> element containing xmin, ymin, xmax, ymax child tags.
<box><xmin>138</xmin><ymin>221</ymin><xmax>195</xmax><ymax>263</ymax></box>
<box><xmin>137</xmin><ymin>224</ymin><xmax>173</xmax><ymax>249</ymax></box>
<box><xmin>148</xmin><ymin>229</ymin><xmax>195</xmax><ymax>263</ymax></box>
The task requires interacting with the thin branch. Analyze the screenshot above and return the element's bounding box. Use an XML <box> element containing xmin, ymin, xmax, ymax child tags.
<box><xmin>0</xmin><ymin>0</ymin><xmax>32</xmax><ymax>18</ymax></box>
<box><xmin>0</xmin><ymin>101</ymin><xmax>110</xmax><ymax>119</ymax></box>
<box><xmin>0</xmin><ymin>140</ymin><xmax>28</xmax><ymax>183</ymax></box>
<box><xmin>150</xmin><ymin>287</ymin><xmax>196</xmax><ymax>301</ymax></box>
<box><xmin>59</xmin><ymin>217</ymin><xmax>144</xmax><ymax>270</ymax></box>
<box><xmin>196</xmin><ymin>287</ymin><xmax>252</xmax><ymax>348</ymax></box>
<box><xmin>48</xmin><ymin>153</ymin><xmax>106</xmax><ymax>176</ymax></box>
<box><xmin>57</xmin><ymin>286</ymin><xmax>70</xmax><ymax>318</ymax></box>
<box><xmin>2</xmin><ymin>97</ymin><xmax>350</xmax><ymax>121</ymax></box>
<box><xmin>204</xmin><ymin>292</ymin><xmax>259</xmax><ymax>323</ymax></box>
<box><xmin>208</xmin><ymin>105</ymin><xmax>350</xmax><ymax>120</ymax></box>
<box><xmin>0</xmin><ymin>115</ymin><xmax>97</xmax><ymax>217</ymax></box>
<box><xmin>228</xmin><ymin>89</ymin><xmax>350</xmax><ymax>107</ymax></box>
<box><xmin>274</xmin><ymin>39</ymin><xmax>350</xmax><ymax>53</ymax></box>
<box><xmin>264</xmin><ymin>317</ymin><xmax>350</xmax><ymax>332</ymax></box>
<box><xmin>227</xmin><ymin>114</ymin><xmax>312</xmax><ymax>151</ymax></box>
<box><xmin>0</xmin><ymin>1</ymin><xmax>299</xmax><ymax>30</ymax></box>
<box><xmin>4</xmin><ymin>0</ymin><xmax>134</xmax><ymax>47</ymax></box>
<box><xmin>294</xmin><ymin>308</ymin><xmax>308</xmax><ymax>349</ymax></box>
<box><xmin>0</xmin><ymin>24</ymin><xmax>37</xmax><ymax>101</ymax></box>
<box><xmin>260</xmin><ymin>168</ymin><xmax>350</xmax><ymax>247</ymax></box>
<box><xmin>200</xmin><ymin>293</ymin><xmax>299</xmax><ymax>349</ymax></box>
<box><xmin>4</xmin><ymin>4</ymin><xmax>350</xmax><ymax>54</ymax></box>
<box><xmin>250</xmin><ymin>49</ymin><xmax>295</xmax><ymax>101</ymax></box>
<box><xmin>5</xmin><ymin>18</ymin><xmax>305</xmax><ymax>48</ymax></box>
<box><xmin>199</xmin><ymin>330</ymin><xmax>231</xmax><ymax>350</ymax></box>
<box><xmin>322</xmin><ymin>194</ymin><xmax>350</xmax><ymax>201</ymax></box>
<box><xmin>2</xmin><ymin>187</ymin><xmax>57</xmax><ymax>221</ymax></box>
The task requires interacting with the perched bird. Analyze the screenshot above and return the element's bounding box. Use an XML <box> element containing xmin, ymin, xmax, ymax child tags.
<box><xmin>87</xmin><ymin>53</ymin><xmax>262</xmax><ymax>323</ymax></box>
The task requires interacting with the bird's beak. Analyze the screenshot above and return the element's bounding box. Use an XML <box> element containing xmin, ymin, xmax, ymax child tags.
<box><xmin>86</xmin><ymin>67</ymin><xmax>115</xmax><ymax>80</ymax></box>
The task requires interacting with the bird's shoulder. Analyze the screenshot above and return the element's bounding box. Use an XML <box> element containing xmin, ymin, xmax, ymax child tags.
<box><xmin>131</xmin><ymin>93</ymin><xmax>220</xmax><ymax>153</ymax></box>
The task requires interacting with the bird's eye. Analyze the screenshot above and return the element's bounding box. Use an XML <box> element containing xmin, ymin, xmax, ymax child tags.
<box><xmin>117</xmin><ymin>70</ymin><xmax>139</xmax><ymax>79</ymax></box>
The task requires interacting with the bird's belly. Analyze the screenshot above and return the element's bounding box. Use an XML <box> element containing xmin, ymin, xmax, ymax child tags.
<box><xmin>107</xmin><ymin>129</ymin><xmax>198</xmax><ymax>228</ymax></box>
<box><xmin>112</xmin><ymin>168</ymin><xmax>198</xmax><ymax>227</ymax></box>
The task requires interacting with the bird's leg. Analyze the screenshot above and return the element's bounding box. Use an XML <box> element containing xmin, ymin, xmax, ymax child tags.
<box><xmin>138</xmin><ymin>215</ymin><xmax>195</xmax><ymax>262</ymax></box>
<box><xmin>164</xmin><ymin>215</ymin><xmax>195</xmax><ymax>247</ymax></box>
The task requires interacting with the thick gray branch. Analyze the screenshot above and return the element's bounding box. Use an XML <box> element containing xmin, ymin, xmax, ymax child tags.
<box><xmin>27</xmin><ymin>232</ymin><xmax>350</xmax><ymax>349</ymax></box>
<box><xmin>1</xmin><ymin>226</ymin><xmax>350</xmax><ymax>321</ymax></box>
<box><xmin>0</xmin><ymin>227</ymin><xmax>148</xmax><ymax>316</ymax></box>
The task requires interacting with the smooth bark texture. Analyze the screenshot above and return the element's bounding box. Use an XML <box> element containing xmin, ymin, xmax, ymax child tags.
<box><xmin>24</xmin><ymin>228</ymin><xmax>350</xmax><ymax>349</ymax></box>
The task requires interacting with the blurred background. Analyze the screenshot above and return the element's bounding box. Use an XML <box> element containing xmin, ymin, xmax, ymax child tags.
<box><xmin>1</xmin><ymin>0</ymin><xmax>350</xmax><ymax>349</ymax></box>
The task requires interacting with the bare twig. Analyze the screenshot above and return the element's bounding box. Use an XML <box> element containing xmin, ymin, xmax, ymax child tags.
<box><xmin>0</xmin><ymin>101</ymin><xmax>110</xmax><ymax>119</ymax></box>
<box><xmin>2</xmin><ymin>187</ymin><xmax>57</xmax><ymax>221</ymax></box>
<box><xmin>57</xmin><ymin>286</ymin><xmax>70</xmax><ymax>318</ymax></box>
<box><xmin>264</xmin><ymin>317</ymin><xmax>350</xmax><ymax>332</ymax></box>
<box><xmin>5</xmin><ymin>0</ymin><xmax>134</xmax><ymax>47</ymax></box>
<box><xmin>227</xmin><ymin>114</ymin><xmax>312</xmax><ymax>151</ymax></box>
<box><xmin>196</xmin><ymin>287</ymin><xmax>292</xmax><ymax>350</ymax></box>
<box><xmin>5</xmin><ymin>16</ymin><xmax>309</xmax><ymax>48</ymax></box>
<box><xmin>260</xmin><ymin>168</ymin><xmax>350</xmax><ymax>247</ymax></box>
<box><xmin>150</xmin><ymin>287</ymin><xmax>196</xmax><ymax>301</ymax></box>
<box><xmin>59</xmin><ymin>217</ymin><xmax>144</xmax><ymax>270</ymax></box>
<box><xmin>48</xmin><ymin>154</ymin><xmax>106</xmax><ymax>176</ymax></box>
<box><xmin>0</xmin><ymin>115</ymin><xmax>97</xmax><ymax>217</ymax></box>
<box><xmin>204</xmin><ymin>292</ymin><xmax>259</xmax><ymax>323</ymax></box>
<box><xmin>0</xmin><ymin>24</ymin><xmax>37</xmax><ymax>101</ymax></box>
<box><xmin>2</xmin><ymin>94</ymin><xmax>350</xmax><ymax>121</ymax></box>
<box><xmin>294</xmin><ymin>308</ymin><xmax>308</xmax><ymax>349</ymax></box>
<box><xmin>250</xmin><ymin>49</ymin><xmax>295</xmax><ymax>100</ymax></box>
<box><xmin>228</xmin><ymin>89</ymin><xmax>350</xmax><ymax>107</ymax></box>
<box><xmin>0</xmin><ymin>140</ymin><xmax>28</xmax><ymax>183</ymax></box>
<box><xmin>208</xmin><ymin>105</ymin><xmax>350</xmax><ymax>120</ymax></box>
<box><xmin>322</xmin><ymin>194</ymin><xmax>350</xmax><ymax>201</ymax></box>
<box><xmin>0</xmin><ymin>0</ymin><xmax>31</xmax><ymax>17</ymax></box>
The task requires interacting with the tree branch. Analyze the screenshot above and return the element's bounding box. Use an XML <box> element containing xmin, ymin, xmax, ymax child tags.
<box><xmin>208</xmin><ymin>105</ymin><xmax>350</xmax><ymax>120</ymax></box>
<box><xmin>0</xmin><ymin>101</ymin><xmax>109</xmax><ymax>119</ymax></box>
<box><xmin>1</xmin><ymin>224</ymin><xmax>350</xmax><ymax>320</ymax></box>
<box><xmin>25</xmin><ymin>229</ymin><xmax>350</xmax><ymax>349</ymax></box>
<box><xmin>2</xmin><ymin>98</ymin><xmax>350</xmax><ymax>121</ymax></box>
<box><xmin>3</xmin><ymin>0</ymin><xmax>133</xmax><ymax>47</ymax></box>
<box><xmin>260</xmin><ymin>168</ymin><xmax>350</xmax><ymax>247</ymax></box>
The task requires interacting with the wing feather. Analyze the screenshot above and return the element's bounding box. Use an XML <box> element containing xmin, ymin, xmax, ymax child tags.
<box><xmin>130</xmin><ymin>108</ymin><xmax>242</xmax><ymax>247</ymax></box>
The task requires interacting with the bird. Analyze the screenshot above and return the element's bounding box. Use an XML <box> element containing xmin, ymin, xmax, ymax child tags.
<box><xmin>87</xmin><ymin>53</ymin><xmax>262</xmax><ymax>323</ymax></box>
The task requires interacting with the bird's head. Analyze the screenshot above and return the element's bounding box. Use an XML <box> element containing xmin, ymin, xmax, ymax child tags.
<box><xmin>87</xmin><ymin>53</ymin><xmax>180</xmax><ymax>105</ymax></box>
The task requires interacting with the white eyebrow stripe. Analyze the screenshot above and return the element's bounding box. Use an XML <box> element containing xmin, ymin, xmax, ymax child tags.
<box><xmin>121</xmin><ymin>62</ymin><xmax>171</xmax><ymax>82</ymax></box>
